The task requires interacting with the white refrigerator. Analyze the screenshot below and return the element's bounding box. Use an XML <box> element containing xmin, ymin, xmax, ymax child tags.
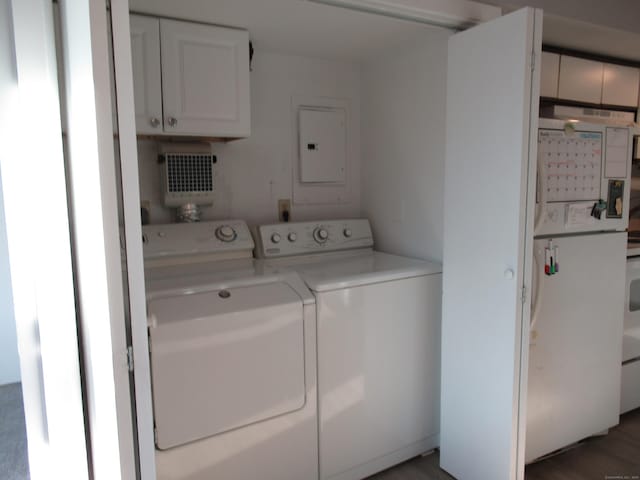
<box><xmin>525</xmin><ymin>119</ymin><xmax>632</xmax><ymax>462</ymax></box>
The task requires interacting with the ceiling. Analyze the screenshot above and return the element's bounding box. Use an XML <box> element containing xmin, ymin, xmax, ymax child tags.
<box><xmin>129</xmin><ymin>0</ymin><xmax>640</xmax><ymax>64</ymax></box>
<box><xmin>542</xmin><ymin>14</ymin><xmax>640</xmax><ymax>64</ymax></box>
<box><xmin>127</xmin><ymin>0</ymin><xmax>441</xmax><ymax>62</ymax></box>
<box><xmin>483</xmin><ymin>0</ymin><xmax>640</xmax><ymax>63</ymax></box>
<box><xmin>482</xmin><ymin>0</ymin><xmax>640</xmax><ymax>36</ymax></box>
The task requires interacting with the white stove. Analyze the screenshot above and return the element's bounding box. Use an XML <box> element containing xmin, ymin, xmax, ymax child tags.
<box><xmin>622</xmin><ymin>257</ymin><xmax>640</xmax><ymax>414</ymax></box>
<box><xmin>142</xmin><ymin>220</ymin><xmax>318</xmax><ymax>480</ymax></box>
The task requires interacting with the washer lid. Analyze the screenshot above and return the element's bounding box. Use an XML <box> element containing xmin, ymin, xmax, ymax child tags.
<box><xmin>298</xmin><ymin>251</ymin><xmax>442</xmax><ymax>292</ymax></box>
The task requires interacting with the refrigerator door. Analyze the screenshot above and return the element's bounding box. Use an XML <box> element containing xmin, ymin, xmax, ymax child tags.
<box><xmin>526</xmin><ymin>231</ymin><xmax>626</xmax><ymax>462</ymax></box>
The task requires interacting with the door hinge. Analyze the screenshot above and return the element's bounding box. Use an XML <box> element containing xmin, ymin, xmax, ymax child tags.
<box><xmin>521</xmin><ymin>286</ymin><xmax>527</xmax><ymax>304</ymax></box>
<box><xmin>530</xmin><ymin>50</ymin><xmax>536</xmax><ymax>72</ymax></box>
<box><xmin>126</xmin><ymin>345</ymin><xmax>134</xmax><ymax>372</ymax></box>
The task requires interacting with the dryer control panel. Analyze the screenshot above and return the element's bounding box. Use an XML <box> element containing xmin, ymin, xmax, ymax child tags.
<box><xmin>256</xmin><ymin>219</ymin><xmax>373</xmax><ymax>258</ymax></box>
<box><xmin>142</xmin><ymin>220</ymin><xmax>254</xmax><ymax>262</ymax></box>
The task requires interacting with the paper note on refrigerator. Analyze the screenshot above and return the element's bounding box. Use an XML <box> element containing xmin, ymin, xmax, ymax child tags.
<box><xmin>604</xmin><ymin>127</ymin><xmax>629</xmax><ymax>178</ymax></box>
<box><xmin>566</xmin><ymin>203</ymin><xmax>595</xmax><ymax>227</ymax></box>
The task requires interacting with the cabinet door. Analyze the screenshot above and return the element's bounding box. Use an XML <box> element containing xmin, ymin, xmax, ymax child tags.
<box><xmin>602</xmin><ymin>63</ymin><xmax>640</xmax><ymax>107</ymax></box>
<box><xmin>540</xmin><ymin>51</ymin><xmax>559</xmax><ymax>98</ymax></box>
<box><xmin>160</xmin><ymin>19</ymin><xmax>250</xmax><ymax>137</ymax></box>
<box><xmin>129</xmin><ymin>14</ymin><xmax>162</xmax><ymax>135</ymax></box>
<box><xmin>558</xmin><ymin>56</ymin><xmax>603</xmax><ymax>104</ymax></box>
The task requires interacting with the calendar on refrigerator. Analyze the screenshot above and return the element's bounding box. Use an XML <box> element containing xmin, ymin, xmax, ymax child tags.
<box><xmin>538</xmin><ymin>129</ymin><xmax>602</xmax><ymax>202</ymax></box>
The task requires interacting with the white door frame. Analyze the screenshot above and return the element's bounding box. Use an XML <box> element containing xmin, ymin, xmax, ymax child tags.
<box><xmin>2</xmin><ymin>0</ymin><xmax>149</xmax><ymax>478</ymax></box>
<box><xmin>109</xmin><ymin>0</ymin><xmax>157</xmax><ymax>478</ymax></box>
<box><xmin>57</xmin><ymin>0</ymin><xmax>141</xmax><ymax>478</ymax></box>
<box><xmin>0</xmin><ymin>0</ymin><xmax>88</xmax><ymax>478</ymax></box>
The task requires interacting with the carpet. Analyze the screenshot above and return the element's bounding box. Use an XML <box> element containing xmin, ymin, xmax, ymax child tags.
<box><xmin>0</xmin><ymin>383</ymin><xmax>29</xmax><ymax>480</ymax></box>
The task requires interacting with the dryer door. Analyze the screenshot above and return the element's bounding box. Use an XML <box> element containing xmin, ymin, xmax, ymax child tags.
<box><xmin>148</xmin><ymin>281</ymin><xmax>306</xmax><ymax>449</ymax></box>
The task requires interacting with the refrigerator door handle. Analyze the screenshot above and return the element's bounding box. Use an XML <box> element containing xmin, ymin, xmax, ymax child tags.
<box><xmin>534</xmin><ymin>149</ymin><xmax>547</xmax><ymax>235</ymax></box>
<box><xmin>531</xmin><ymin>247</ymin><xmax>543</xmax><ymax>328</ymax></box>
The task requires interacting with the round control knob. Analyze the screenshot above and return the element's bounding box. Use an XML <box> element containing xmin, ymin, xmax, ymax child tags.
<box><xmin>215</xmin><ymin>225</ymin><xmax>236</xmax><ymax>242</ymax></box>
<box><xmin>288</xmin><ymin>232</ymin><xmax>297</xmax><ymax>242</ymax></box>
<box><xmin>313</xmin><ymin>227</ymin><xmax>329</xmax><ymax>243</ymax></box>
<box><xmin>343</xmin><ymin>228</ymin><xmax>352</xmax><ymax>238</ymax></box>
<box><xmin>271</xmin><ymin>233</ymin><xmax>281</xmax><ymax>244</ymax></box>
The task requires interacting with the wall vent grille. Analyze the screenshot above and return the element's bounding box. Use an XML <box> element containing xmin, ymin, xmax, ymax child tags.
<box><xmin>161</xmin><ymin>153</ymin><xmax>216</xmax><ymax>207</ymax></box>
<box><xmin>166</xmin><ymin>154</ymin><xmax>214</xmax><ymax>193</ymax></box>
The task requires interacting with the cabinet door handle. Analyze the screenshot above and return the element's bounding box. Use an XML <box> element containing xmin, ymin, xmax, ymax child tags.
<box><xmin>167</xmin><ymin>117</ymin><xmax>178</xmax><ymax>127</ymax></box>
<box><xmin>150</xmin><ymin>117</ymin><xmax>160</xmax><ymax>128</ymax></box>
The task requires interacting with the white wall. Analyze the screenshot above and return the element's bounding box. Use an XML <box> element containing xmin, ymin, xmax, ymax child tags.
<box><xmin>361</xmin><ymin>28</ymin><xmax>451</xmax><ymax>263</ymax></box>
<box><xmin>0</xmin><ymin>20</ymin><xmax>19</xmax><ymax>386</ymax></box>
<box><xmin>138</xmin><ymin>49</ymin><xmax>362</xmax><ymax>226</ymax></box>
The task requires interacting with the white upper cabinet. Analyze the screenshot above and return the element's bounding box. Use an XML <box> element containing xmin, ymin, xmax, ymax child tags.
<box><xmin>130</xmin><ymin>15</ymin><xmax>163</xmax><ymax>135</ymax></box>
<box><xmin>602</xmin><ymin>63</ymin><xmax>640</xmax><ymax>107</ymax></box>
<box><xmin>540</xmin><ymin>51</ymin><xmax>559</xmax><ymax>98</ymax></box>
<box><xmin>129</xmin><ymin>14</ymin><xmax>250</xmax><ymax>138</ymax></box>
<box><xmin>160</xmin><ymin>19</ymin><xmax>250</xmax><ymax>137</ymax></box>
<box><xmin>553</xmin><ymin>53</ymin><xmax>640</xmax><ymax>107</ymax></box>
<box><xmin>558</xmin><ymin>56</ymin><xmax>603</xmax><ymax>104</ymax></box>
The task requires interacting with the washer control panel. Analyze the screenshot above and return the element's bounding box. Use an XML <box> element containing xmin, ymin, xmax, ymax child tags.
<box><xmin>256</xmin><ymin>219</ymin><xmax>373</xmax><ymax>258</ymax></box>
<box><xmin>142</xmin><ymin>220</ymin><xmax>254</xmax><ymax>260</ymax></box>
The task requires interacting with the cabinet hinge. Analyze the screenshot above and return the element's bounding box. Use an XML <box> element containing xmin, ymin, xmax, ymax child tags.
<box><xmin>521</xmin><ymin>286</ymin><xmax>527</xmax><ymax>304</ymax></box>
<box><xmin>127</xmin><ymin>345</ymin><xmax>134</xmax><ymax>372</ymax></box>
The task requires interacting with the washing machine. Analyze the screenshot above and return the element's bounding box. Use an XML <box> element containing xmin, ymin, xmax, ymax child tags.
<box><xmin>622</xmin><ymin>255</ymin><xmax>640</xmax><ymax>413</ymax></box>
<box><xmin>142</xmin><ymin>220</ymin><xmax>318</xmax><ymax>480</ymax></box>
<box><xmin>255</xmin><ymin>219</ymin><xmax>442</xmax><ymax>480</ymax></box>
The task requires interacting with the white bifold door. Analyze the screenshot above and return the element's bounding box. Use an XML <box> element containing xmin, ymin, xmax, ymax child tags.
<box><xmin>441</xmin><ymin>7</ymin><xmax>542</xmax><ymax>480</ymax></box>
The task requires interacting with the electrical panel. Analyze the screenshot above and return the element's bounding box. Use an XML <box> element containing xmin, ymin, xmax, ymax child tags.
<box><xmin>298</xmin><ymin>108</ymin><xmax>346</xmax><ymax>184</ymax></box>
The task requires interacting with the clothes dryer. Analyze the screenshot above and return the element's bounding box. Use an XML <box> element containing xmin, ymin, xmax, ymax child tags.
<box><xmin>142</xmin><ymin>220</ymin><xmax>318</xmax><ymax>480</ymax></box>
